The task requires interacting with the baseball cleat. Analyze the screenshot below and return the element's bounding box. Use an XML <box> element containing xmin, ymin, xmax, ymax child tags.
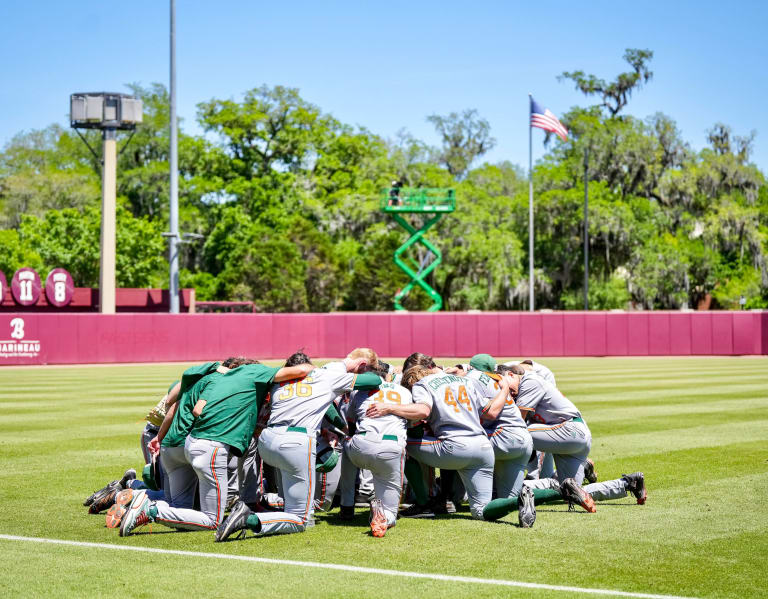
<box><xmin>622</xmin><ymin>472</ymin><xmax>647</xmax><ymax>505</ymax></box>
<box><xmin>226</xmin><ymin>493</ymin><xmax>240</xmax><ymax>512</ymax></box>
<box><xmin>84</xmin><ymin>479</ymin><xmax>118</xmax><ymax>508</ymax></box>
<box><xmin>119</xmin><ymin>490</ymin><xmax>154</xmax><ymax>537</ymax></box>
<box><xmin>400</xmin><ymin>503</ymin><xmax>435</xmax><ymax>519</ymax></box>
<box><xmin>263</xmin><ymin>492</ymin><xmax>284</xmax><ymax>510</ymax></box>
<box><xmin>119</xmin><ymin>468</ymin><xmax>137</xmax><ymax>490</ymax></box>
<box><xmin>584</xmin><ymin>458</ymin><xmax>598</xmax><ymax>484</ymax></box>
<box><xmin>445</xmin><ymin>500</ymin><xmax>457</xmax><ymax>514</ymax></box>
<box><xmin>88</xmin><ymin>481</ymin><xmax>121</xmax><ymax>514</ymax></box>
<box><xmin>105</xmin><ymin>489</ymin><xmax>136</xmax><ymax>528</ymax></box>
<box><xmin>338</xmin><ymin>505</ymin><xmax>355</xmax><ymax>521</ymax></box>
<box><xmin>105</xmin><ymin>504</ymin><xmax>125</xmax><ymax>529</ymax></box>
<box><xmin>369</xmin><ymin>499</ymin><xmax>388</xmax><ymax>538</ymax></box>
<box><xmin>517</xmin><ymin>486</ymin><xmax>536</xmax><ymax>528</ymax></box>
<box><xmin>560</xmin><ymin>478</ymin><xmax>596</xmax><ymax>513</ymax></box>
<box><xmin>215</xmin><ymin>500</ymin><xmax>253</xmax><ymax>542</ymax></box>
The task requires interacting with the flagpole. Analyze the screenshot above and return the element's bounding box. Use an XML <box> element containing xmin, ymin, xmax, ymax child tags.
<box><xmin>528</xmin><ymin>94</ymin><xmax>534</xmax><ymax>312</ymax></box>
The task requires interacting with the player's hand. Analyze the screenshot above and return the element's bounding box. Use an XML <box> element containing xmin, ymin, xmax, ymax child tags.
<box><xmin>322</xmin><ymin>429</ymin><xmax>340</xmax><ymax>448</ymax></box>
<box><xmin>148</xmin><ymin>436</ymin><xmax>160</xmax><ymax>456</ymax></box>
<box><xmin>366</xmin><ymin>403</ymin><xmax>390</xmax><ymax>418</ymax></box>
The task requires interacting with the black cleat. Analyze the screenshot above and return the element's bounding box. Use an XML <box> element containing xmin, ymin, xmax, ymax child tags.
<box><xmin>338</xmin><ymin>505</ymin><xmax>355</xmax><ymax>521</ymax></box>
<box><xmin>517</xmin><ymin>486</ymin><xmax>536</xmax><ymax>528</ymax></box>
<box><xmin>583</xmin><ymin>459</ymin><xmax>598</xmax><ymax>485</ymax></box>
<box><xmin>216</xmin><ymin>500</ymin><xmax>254</xmax><ymax>542</ymax></box>
<box><xmin>622</xmin><ymin>472</ymin><xmax>647</xmax><ymax>505</ymax></box>
<box><xmin>560</xmin><ymin>478</ymin><xmax>596</xmax><ymax>513</ymax></box>
<box><xmin>119</xmin><ymin>469</ymin><xmax>137</xmax><ymax>490</ymax></box>
<box><xmin>400</xmin><ymin>503</ymin><xmax>435</xmax><ymax>519</ymax></box>
<box><xmin>88</xmin><ymin>481</ymin><xmax>121</xmax><ymax>514</ymax></box>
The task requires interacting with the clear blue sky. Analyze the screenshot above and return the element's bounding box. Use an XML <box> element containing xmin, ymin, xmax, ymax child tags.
<box><xmin>1</xmin><ymin>1</ymin><xmax>766</xmax><ymax>172</ymax></box>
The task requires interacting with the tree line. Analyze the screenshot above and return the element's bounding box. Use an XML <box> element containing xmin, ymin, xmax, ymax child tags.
<box><xmin>1</xmin><ymin>49</ymin><xmax>766</xmax><ymax>311</ymax></box>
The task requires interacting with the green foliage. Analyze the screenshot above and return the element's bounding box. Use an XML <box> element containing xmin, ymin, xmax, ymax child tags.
<box><xmin>560</xmin><ymin>48</ymin><xmax>654</xmax><ymax>116</ymax></box>
<box><xmin>0</xmin><ymin>61</ymin><xmax>766</xmax><ymax>311</ymax></box>
<box><xmin>15</xmin><ymin>205</ymin><xmax>165</xmax><ymax>288</ymax></box>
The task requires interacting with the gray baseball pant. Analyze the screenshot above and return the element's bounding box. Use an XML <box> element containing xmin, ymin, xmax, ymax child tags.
<box><xmin>238</xmin><ymin>434</ymin><xmax>263</xmax><ymax>505</ymax></box>
<box><xmin>343</xmin><ymin>435</ymin><xmax>405</xmax><ymax>527</ymax></box>
<box><xmin>254</xmin><ymin>427</ymin><xmax>316</xmax><ymax>536</ymax></box>
<box><xmin>526</xmin><ymin>451</ymin><xmax>556</xmax><ymax>479</ymax></box>
<box><xmin>159</xmin><ymin>445</ymin><xmax>196</xmax><ymax>508</ymax></box>
<box><xmin>527</xmin><ymin>419</ymin><xmax>592</xmax><ymax>485</ymax></box>
<box><xmin>407</xmin><ymin>435</ymin><xmax>494</xmax><ymax>520</ymax></box>
<box><xmin>489</xmin><ymin>427</ymin><xmax>533</xmax><ymax>500</ymax></box>
<box><xmin>153</xmin><ymin>436</ymin><xmax>229</xmax><ymax>531</ymax></box>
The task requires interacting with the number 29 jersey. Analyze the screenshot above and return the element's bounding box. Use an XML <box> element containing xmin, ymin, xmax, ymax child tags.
<box><xmin>412</xmin><ymin>373</ymin><xmax>494</xmax><ymax>439</ymax></box>
<box><xmin>348</xmin><ymin>382</ymin><xmax>413</xmax><ymax>441</ymax></box>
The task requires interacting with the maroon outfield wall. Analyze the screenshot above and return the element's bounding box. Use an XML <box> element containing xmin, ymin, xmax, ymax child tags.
<box><xmin>0</xmin><ymin>311</ymin><xmax>766</xmax><ymax>365</ymax></box>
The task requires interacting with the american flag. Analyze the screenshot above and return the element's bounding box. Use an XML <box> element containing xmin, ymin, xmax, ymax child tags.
<box><xmin>530</xmin><ymin>97</ymin><xmax>568</xmax><ymax>141</ymax></box>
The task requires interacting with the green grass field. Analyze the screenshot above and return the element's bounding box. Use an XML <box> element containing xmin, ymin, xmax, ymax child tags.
<box><xmin>1</xmin><ymin>357</ymin><xmax>766</xmax><ymax>598</ymax></box>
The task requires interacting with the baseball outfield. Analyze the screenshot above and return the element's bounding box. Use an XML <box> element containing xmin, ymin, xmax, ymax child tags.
<box><xmin>0</xmin><ymin>357</ymin><xmax>765</xmax><ymax>598</ymax></box>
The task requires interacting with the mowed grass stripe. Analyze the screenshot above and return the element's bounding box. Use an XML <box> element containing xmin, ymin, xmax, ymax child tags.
<box><xmin>0</xmin><ymin>358</ymin><xmax>766</xmax><ymax>599</ymax></box>
<box><xmin>582</xmin><ymin>396</ymin><xmax>766</xmax><ymax>422</ymax></box>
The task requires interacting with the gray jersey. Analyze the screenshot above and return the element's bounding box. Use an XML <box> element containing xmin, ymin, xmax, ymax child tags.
<box><xmin>466</xmin><ymin>370</ymin><xmax>527</xmax><ymax>432</ymax></box>
<box><xmin>348</xmin><ymin>382</ymin><xmax>413</xmax><ymax>441</ymax></box>
<box><xmin>268</xmin><ymin>362</ymin><xmax>356</xmax><ymax>433</ymax></box>
<box><xmin>515</xmin><ymin>371</ymin><xmax>579</xmax><ymax>425</ymax></box>
<box><xmin>412</xmin><ymin>373</ymin><xmax>493</xmax><ymax>438</ymax></box>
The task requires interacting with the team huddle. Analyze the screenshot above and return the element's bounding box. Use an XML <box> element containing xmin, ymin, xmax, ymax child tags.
<box><xmin>84</xmin><ymin>349</ymin><xmax>647</xmax><ymax>540</ymax></box>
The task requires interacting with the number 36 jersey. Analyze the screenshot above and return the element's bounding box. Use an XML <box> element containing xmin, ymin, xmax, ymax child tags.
<box><xmin>412</xmin><ymin>373</ymin><xmax>494</xmax><ymax>439</ymax></box>
<box><xmin>268</xmin><ymin>361</ymin><xmax>356</xmax><ymax>434</ymax></box>
<box><xmin>348</xmin><ymin>382</ymin><xmax>413</xmax><ymax>441</ymax></box>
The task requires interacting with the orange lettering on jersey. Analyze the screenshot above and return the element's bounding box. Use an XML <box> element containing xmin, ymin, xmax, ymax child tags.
<box><xmin>457</xmin><ymin>385</ymin><xmax>472</xmax><ymax>411</ymax></box>
<box><xmin>444</xmin><ymin>388</ymin><xmax>459</xmax><ymax>412</ymax></box>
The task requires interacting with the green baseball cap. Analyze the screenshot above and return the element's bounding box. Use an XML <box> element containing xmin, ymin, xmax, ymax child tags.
<box><xmin>316</xmin><ymin>446</ymin><xmax>340</xmax><ymax>473</ymax></box>
<box><xmin>469</xmin><ymin>353</ymin><xmax>496</xmax><ymax>373</ymax></box>
<box><xmin>142</xmin><ymin>456</ymin><xmax>159</xmax><ymax>491</ymax></box>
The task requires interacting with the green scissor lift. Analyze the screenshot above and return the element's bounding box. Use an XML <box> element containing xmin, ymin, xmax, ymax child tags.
<box><xmin>381</xmin><ymin>187</ymin><xmax>456</xmax><ymax>312</ymax></box>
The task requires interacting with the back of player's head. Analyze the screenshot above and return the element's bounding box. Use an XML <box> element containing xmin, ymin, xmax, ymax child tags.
<box><xmin>285</xmin><ymin>350</ymin><xmax>312</xmax><ymax>367</ymax></box>
<box><xmin>346</xmin><ymin>347</ymin><xmax>379</xmax><ymax>370</ymax></box>
<box><xmin>222</xmin><ymin>356</ymin><xmax>261</xmax><ymax>368</ymax></box>
<box><xmin>497</xmin><ymin>364</ymin><xmax>525</xmax><ymax>376</ymax></box>
<box><xmin>520</xmin><ymin>359</ymin><xmax>534</xmax><ymax>366</ymax></box>
<box><xmin>403</xmin><ymin>352</ymin><xmax>435</xmax><ymax>372</ymax></box>
<box><xmin>401</xmin><ymin>365</ymin><xmax>433</xmax><ymax>390</ymax></box>
<box><xmin>371</xmin><ymin>360</ymin><xmax>391</xmax><ymax>379</ymax></box>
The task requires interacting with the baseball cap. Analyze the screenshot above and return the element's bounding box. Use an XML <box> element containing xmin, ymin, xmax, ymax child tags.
<box><xmin>469</xmin><ymin>353</ymin><xmax>496</xmax><ymax>373</ymax></box>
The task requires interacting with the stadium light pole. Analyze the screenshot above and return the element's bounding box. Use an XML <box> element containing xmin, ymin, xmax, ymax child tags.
<box><xmin>168</xmin><ymin>0</ymin><xmax>180</xmax><ymax>313</ymax></box>
<box><xmin>70</xmin><ymin>93</ymin><xmax>142</xmax><ymax>314</ymax></box>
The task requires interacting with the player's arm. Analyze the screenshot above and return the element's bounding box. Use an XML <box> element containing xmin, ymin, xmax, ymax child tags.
<box><xmin>353</xmin><ymin>372</ymin><xmax>383</xmax><ymax>390</ymax></box>
<box><xmin>323</xmin><ymin>401</ymin><xmax>348</xmax><ymax>434</ymax></box>
<box><xmin>514</xmin><ymin>375</ymin><xmax>541</xmax><ymax>423</ymax></box>
<box><xmin>367</xmin><ymin>383</ymin><xmax>430</xmax><ymax>421</ymax></box>
<box><xmin>149</xmin><ymin>401</ymin><xmax>179</xmax><ymax>455</ymax></box>
<box><xmin>366</xmin><ymin>401</ymin><xmax>430</xmax><ymax>421</ymax></box>
<box><xmin>481</xmin><ymin>376</ymin><xmax>511</xmax><ymax>421</ymax></box>
<box><xmin>164</xmin><ymin>381</ymin><xmax>182</xmax><ymax>408</ymax></box>
<box><xmin>274</xmin><ymin>363</ymin><xmax>314</xmax><ymax>382</ymax></box>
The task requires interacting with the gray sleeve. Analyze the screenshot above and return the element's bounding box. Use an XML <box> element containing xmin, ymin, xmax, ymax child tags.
<box><xmin>515</xmin><ymin>377</ymin><xmax>545</xmax><ymax>415</ymax></box>
<box><xmin>412</xmin><ymin>384</ymin><xmax>433</xmax><ymax>409</ymax></box>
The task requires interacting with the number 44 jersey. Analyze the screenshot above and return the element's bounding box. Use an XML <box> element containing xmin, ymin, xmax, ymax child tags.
<box><xmin>412</xmin><ymin>373</ymin><xmax>494</xmax><ymax>439</ymax></box>
<box><xmin>347</xmin><ymin>382</ymin><xmax>413</xmax><ymax>441</ymax></box>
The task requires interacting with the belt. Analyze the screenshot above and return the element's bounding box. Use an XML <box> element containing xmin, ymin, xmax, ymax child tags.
<box><xmin>572</xmin><ymin>417</ymin><xmax>584</xmax><ymax>423</ymax></box>
<box><xmin>358</xmin><ymin>432</ymin><xmax>399</xmax><ymax>441</ymax></box>
<box><xmin>269</xmin><ymin>425</ymin><xmax>307</xmax><ymax>434</ymax></box>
